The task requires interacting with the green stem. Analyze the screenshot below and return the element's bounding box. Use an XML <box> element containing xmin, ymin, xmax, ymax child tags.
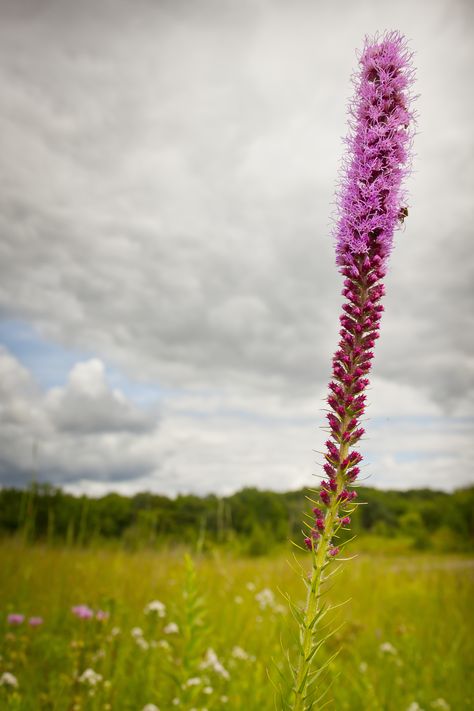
<box><xmin>292</xmin><ymin>440</ymin><xmax>349</xmax><ymax>710</ymax></box>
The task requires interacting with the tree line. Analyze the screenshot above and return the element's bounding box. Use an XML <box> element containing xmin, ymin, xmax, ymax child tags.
<box><xmin>0</xmin><ymin>483</ymin><xmax>472</xmax><ymax>554</ymax></box>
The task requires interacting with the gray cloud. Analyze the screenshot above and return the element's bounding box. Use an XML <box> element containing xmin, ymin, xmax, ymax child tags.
<box><xmin>0</xmin><ymin>0</ymin><xmax>472</xmax><ymax>492</ymax></box>
<box><xmin>46</xmin><ymin>359</ymin><xmax>157</xmax><ymax>434</ymax></box>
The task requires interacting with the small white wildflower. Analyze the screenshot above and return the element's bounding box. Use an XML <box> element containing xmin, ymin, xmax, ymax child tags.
<box><xmin>431</xmin><ymin>700</ymin><xmax>450</xmax><ymax>710</ymax></box>
<box><xmin>274</xmin><ymin>603</ymin><xmax>286</xmax><ymax>615</ymax></box>
<box><xmin>78</xmin><ymin>669</ymin><xmax>102</xmax><ymax>686</ymax></box>
<box><xmin>92</xmin><ymin>649</ymin><xmax>105</xmax><ymax>662</ymax></box>
<box><xmin>172</xmin><ymin>698</ymin><xmax>180</xmax><ymax>706</ymax></box>
<box><xmin>131</xmin><ymin>627</ymin><xmax>144</xmax><ymax>638</ymax></box>
<box><xmin>231</xmin><ymin>646</ymin><xmax>249</xmax><ymax>660</ymax></box>
<box><xmin>110</xmin><ymin>626</ymin><xmax>121</xmax><ymax>636</ymax></box>
<box><xmin>164</xmin><ymin>622</ymin><xmax>179</xmax><ymax>635</ymax></box>
<box><xmin>221</xmin><ymin>696</ymin><xmax>229</xmax><ymax>704</ymax></box>
<box><xmin>255</xmin><ymin>588</ymin><xmax>275</xmax><ymax>610</ymax></box>
<box><xmin>184</xmin><ymin>677</ymin><xmax>201</xmax><ymax>687</ymax></box>
<box><xmin>0</xmin><ymin>672</ymin><xmax>18</xmax><ymax>688</ymax></box>
<box><xmin>199</xmin><ymin>648</ymin><xmax>230</xmax><ymax>680</ymax></box>
<box><xmin>359</xmin><ymin>661</ymin><xmax>368</xmax><ymax>673</ymax></box>
<box><xmin>136</xmin><ymin>637</ymin><xmax>150</xmax><ymax>650</ymax></box>
<box><xmin>144</xmin><ymin>600</ymin><xmax>166</xmax><ymax>617</ymax></box>
<box><xmin>142</xmin><ymin>705</ymin><xmax>160</xmax><ymax>711</ymax></box>
<box><xmin>157</xmin><ymin>639</ymin><xmax>171</xmax><ymax>651</ymax></box>
<box><xmin>234</xmin><ymin>596</ymin><xmax>243</xmax><ymax>604</ymax></box>
<box><xmin>406</xmin><ymin>703</ymin><xmax>424</xmax><ymax>711</ymax></box>
<box><xmin>246</xmin><ymin>582</ymin><xmax>256</xmax><ymax>591</ymax></box>
<box><xmin>379</xmin><ymin>642</ymin><xmax>397</xmax><ymax>655</ymax></box>
<box><xmin>203</xmin><ymin>686</ymin><xmax>213</xmax><ymax>694</ymax></box>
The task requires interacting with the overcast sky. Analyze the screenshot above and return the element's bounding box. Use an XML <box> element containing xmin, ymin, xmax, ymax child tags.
<box><xmin>0</xmin><ymin>0</ymin><xmax>473</xmax><ymax>497</ymax></box>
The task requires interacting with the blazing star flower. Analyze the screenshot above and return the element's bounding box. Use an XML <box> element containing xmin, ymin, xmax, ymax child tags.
<box><xmin>293</xmin><ymin>32</ymin><xmax>415</xmax><ymax>711</ymax></box>
<box><xmin>7</xmin><ymin>613</ymin><xmax>24</xmax><ymax>625</ymax></box>
<box><xmin>302</xmin><ymin>31</ymin><xmax>415</xmax><ymax>551</ymax></box>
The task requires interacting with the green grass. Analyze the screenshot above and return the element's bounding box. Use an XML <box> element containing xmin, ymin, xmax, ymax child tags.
<box><xmin>0</xmin><ymin>540</ymin><xmax>473</xmax><ymax>710</ymax></box>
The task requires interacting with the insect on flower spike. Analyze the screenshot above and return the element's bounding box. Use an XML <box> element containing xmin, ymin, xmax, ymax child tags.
<box><xmin>289</xmin><ymin>31</ymin><xmax>415</xmax><ymax>711</ymax></box>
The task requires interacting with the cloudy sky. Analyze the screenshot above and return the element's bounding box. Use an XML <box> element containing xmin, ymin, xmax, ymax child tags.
<box><xmin>0</xmin><ymin>0</ymin><xmax>473</xmax><ymax>497</ymax></box>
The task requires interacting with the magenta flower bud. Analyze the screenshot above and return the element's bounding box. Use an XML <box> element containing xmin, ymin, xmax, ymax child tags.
<box><xmin>353</xmin><ymin>395</ymin><xmax>366</xmax><ymax>409</ymax></box>
<box><xmin>329</xmin><ymin>547</ymin><xmax>340</xmax><ymax>557</ymax></box>
<box><xmin>315</xmin><ymin>518</ymin><xmax>325</xmax><ymax>531</ymax></box>
<box><xmin>329</xmin><ymin>382</ymin><xmax>344</xmax><ymax>398</ymax></box>
<box><xmin>320</xmin><ymin>490</ymin><xmax>330</xmax><ymax>506</ymax></box>
<box><xmin>340</xmin><ymin>517</ymin><xmax>351</xmax><ymax>526</ymax></box>
<box><xmin>327</xmin><ymin>396</ymin><xmax>340</xmax><ymax>411</ymax></box>
<box><xmin>304</xmin><ymin>537</ymin><xmax>313</xmax><ymax>550</ymax></box>
<box><xmin>326</xmin><ymin>440</ymin><xmax>340</xmax><ymax>461</ymax></box>
<box><xmin>323</xmin><ymin>464</ymin><xmax>336</xmax><ymax>479</ymax></box>
<box><xmin>350</xmin><ymin>427</ymin><xmax>365</xmax><ymax>444</ymax></box>
<box><xmin>347</xmin><ymin>466</ymin><xmax>360</xmax><ymax>481</ymax></box>
<box><xmin>349</xmin><ymin>451</ymin><xmax>363</xmax><ymax>465</ymax></box>
<box><xmin>312</xmin><ymin>508</ymin><xmax>323</xmax><ymax>517</ymax></box>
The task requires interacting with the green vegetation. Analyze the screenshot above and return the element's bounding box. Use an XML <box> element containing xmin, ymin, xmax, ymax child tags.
<box><xmin>2</xmin><ymin>486</ymin><xmax>472</xmax><ymax>708</ymax></box>
<box><xmin>0</xmin><ymin>542</ymin><xmax>472</xmax><ymax>710</ymax></box>
<box><xmin>1</xmin><ymin>484</ymin><xmax>473</xmax><ymax>554</ymax></box>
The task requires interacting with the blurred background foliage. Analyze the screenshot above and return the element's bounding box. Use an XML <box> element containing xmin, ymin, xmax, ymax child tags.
<box><xmin>0</xmin><ymin>483</ymin><xmax>472</xmax><ymax>555</ymax></box>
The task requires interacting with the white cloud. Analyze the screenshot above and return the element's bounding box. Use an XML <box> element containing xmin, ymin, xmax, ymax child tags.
<box><xmin>46</xmin><ymin>360</ymin><xmax>156</xmax><ymax>434</ymax></box>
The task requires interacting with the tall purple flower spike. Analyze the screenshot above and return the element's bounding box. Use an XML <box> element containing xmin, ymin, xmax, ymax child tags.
<box><xmin>294</xmin><ymin>32</ymin><xmax>415</xmax><ymax>711</ymax></box>
<box><xmin>305</xmin><ymin>32</ymin><xmax>415</xmax><ymax>552</ymax></box>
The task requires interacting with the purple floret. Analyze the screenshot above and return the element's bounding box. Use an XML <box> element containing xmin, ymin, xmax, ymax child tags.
<box><xmin>335</xmin><ymin>32</ymin><xmax>415</xmax><ymax>268</ymax></box>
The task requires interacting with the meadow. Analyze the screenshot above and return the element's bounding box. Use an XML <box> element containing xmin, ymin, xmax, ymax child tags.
<box><xmin>1</xmin><ymin>540</ymin><xmax>473</xmax><ymax>711</ymax></box>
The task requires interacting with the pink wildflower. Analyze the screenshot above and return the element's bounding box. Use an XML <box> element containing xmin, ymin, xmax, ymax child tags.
<box><xmin>72</xmin><ymin>605</ymin><xmax>94</xmax><ymax>620</ymax></box>
<box><xmin>28</xmin><ymin>616</ymin><xmax>43</xmax><ymax>627</ymax></box>
<box><xmin>7</xmin><ymin>614</ymin><xmax>24</xmax><ymax>625</ymax></box>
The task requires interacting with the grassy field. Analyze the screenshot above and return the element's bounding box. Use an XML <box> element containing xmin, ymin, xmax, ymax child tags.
<box><xmin>0</xmin><ymin>540</ymin><xmax>473</xmax><ymax>710</ymax></box>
